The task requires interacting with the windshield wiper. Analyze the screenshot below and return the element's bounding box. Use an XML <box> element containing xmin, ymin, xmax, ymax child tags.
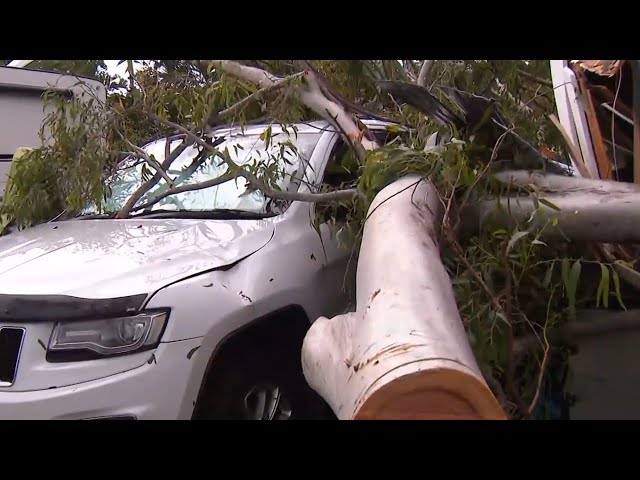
<box><xmin>129</xmin><ymin>209</ymin><xmax>274</xmax><ymax>220</ymax></box>
<box><xmin>76</xmin><ymin>212</ymin><xmax>118</xmax><ymax>220</ymax></box>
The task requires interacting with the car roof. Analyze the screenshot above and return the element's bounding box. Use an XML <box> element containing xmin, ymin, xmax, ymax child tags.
<box><xmin>208</xmin><ymin>117</ymin><xmax>399</xmax><ymax>137</ymax></box>
<box><xmin>137</xmin><ymin>117</ymin><xmax>402</xmax><ymax>151</ymax></box>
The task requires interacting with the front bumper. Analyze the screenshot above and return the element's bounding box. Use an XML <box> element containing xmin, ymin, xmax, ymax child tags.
<box><xmin>0</xmin><ymin>337</ymin><xmax>203</xmax><ymax>420</ymax></box>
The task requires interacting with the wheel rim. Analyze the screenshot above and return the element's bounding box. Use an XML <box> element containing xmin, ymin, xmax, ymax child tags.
<box><xmin>243</xmin><ymin>383</ymin><xmax>293</xmax><ymax>420</ymax></box>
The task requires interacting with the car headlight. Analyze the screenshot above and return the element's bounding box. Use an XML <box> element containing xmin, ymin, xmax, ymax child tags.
<box><xmin>48</xmin><ymin>312</ymin><xmax>168</xmax><ymax>359</ymax></box>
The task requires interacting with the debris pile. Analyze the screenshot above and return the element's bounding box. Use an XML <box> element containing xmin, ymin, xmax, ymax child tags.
<box><xmin>569</xmin><ymin>60</ymin><xmax>636</xmax><ymax>182</ymax></box>
<box><xmin>562</xmin><ymin>60</ymin><xmax>640</xmax><ymax>280</ymax></box>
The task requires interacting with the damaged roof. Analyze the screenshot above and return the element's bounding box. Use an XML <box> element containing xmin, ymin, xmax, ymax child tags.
<box><xmin>571</xmin><ymin>60</ymin><xmax>624</xmax><ymax>77</ymax></box>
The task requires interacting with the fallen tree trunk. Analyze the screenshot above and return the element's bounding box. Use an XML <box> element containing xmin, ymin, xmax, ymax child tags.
<box><xmin>465</xmin><ymin>171</ymin><xmax>640</xmax><ymax>243</ymax></box>
<box><xmin>301</xmin><ymin>175</ymin><xmax>506</xmax><ymax>420</ymax></box>
<box><xmin>515</xmin><ymin>308</ymin><xmax>640</xmax><ymax>357</ymax></box>
<box><xmin>493</xmin><ymin>170</ymin><xmax>640</xmax><ymax>195</ymax></box>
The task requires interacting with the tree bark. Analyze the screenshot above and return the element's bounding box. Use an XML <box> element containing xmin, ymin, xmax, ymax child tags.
<box><xmin>417</xmin><ymin>61</ymin><xmax>434</xmax><ymax>88</ymax></box>
<box><xmin>493</xmin><ymin>170</ymin><xmax>640</xmax><ymax>195</ymax></box>
<box><xmin>514</xmin><ymin>308</ymin><xmax>640</xmax><ymax>357</ymax></box>
<box><xmin>301</xmin><ymin>175</ymin><xmax>507</xmax><ymax>420</ymax></box>
<box><xmin>465</xmin><ymin>171</ymin><xmax>640</xmax><ymax>243</ymax></box>
<box><xmin>208</xmin><ymin>60</ymin><xmax>378</xmax><ymax>152</ymax></box>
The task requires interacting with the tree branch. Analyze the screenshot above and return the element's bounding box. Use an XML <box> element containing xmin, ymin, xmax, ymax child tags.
<box><xmin>516</xmin><ymin>68</ymin><xmax>553</xmax><ymax>88</ymax></box>
<box><xmin>148</xmin><ymin>59</ymin><xmax>382</xmax><ymax>204</ymax></box>
<box><xmin>115</xmin><ymin>132</ymin><xmax>195</xmax><ymax>218</ymax></box>
<box><xmin>465</xmin><ymin>187</ymin><xmax>640</xmax><ymax>244</ymax></box>
<box><xmin>145</xmin><ymin>110</ymin><xmax>363</xmax><ymax>204</ymax></box>
<box><xmin>126</xmin><ymin>60</ymin><xmax>137</xmax><ymax>95</ymax></box>
<box><xmin>208</xmin><ymin>60</ymin><xmax>378</xmax><ymax>151</ymax></box>
<box><xmin>417</xmin><ymin>60</ymin><xmax>435</xmax><ymax>88</ymax></box>
<box><xmin>116</xmin><ymin>59</ymin><xmax>375</xmax><ymax>220</ymax></box>
<box><xmin>207</xmin><ymin>72</ymin><xmax>304</xmax><ymax>126</ymax></box>
<box><xmin>501</xmin><ymin>238</ymin><xmax>531</xmax><ymax>419</ymax></box>
<box><xmin>403</xmin><ymin>60</ymin><xmax>419</xmax><ymax>82</ymax></box>
<box><xmin>514</xmin><ymin>309</ymin><xmax>640</xmax><ymax>357</ymax></box>
<box><xmin>119</xmin><ymin>134</ymin><xmax>175</xmax><ymax>187</ymax></box>
<box><xmin>131</xmin><ymin>173</ymin><xmax>237</xmax><ymax>212</ymax></box>
<box><xmin>528</xmin><ymin>338</ymin><xmax>550</xmax><ymax>416</ymax></box>
<box><xmin>136</xmin><ymin>137</ymin><xmax>228</xmax><ymax>207</ymax></box>
<box><xmin>493</xmin><ymin>170</ymin><xmax>640</xmax><ymax>195</ymax></box>
<box><xmin>209</xmin><ymin>60</ymin><xmax>281</xmax><ymax>88</ymax></box>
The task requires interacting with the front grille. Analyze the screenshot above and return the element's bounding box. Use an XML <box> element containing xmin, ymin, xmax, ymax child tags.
<box><xmin>0</xmin><ymin>327</ymin><xmax>25</xmax><ymax>386</ymax></box>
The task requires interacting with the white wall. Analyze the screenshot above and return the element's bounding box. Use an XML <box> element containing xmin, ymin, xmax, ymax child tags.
<box><xmin>0</xmin><ymin>67</ymin><xmax>106</xmax><ymax>197</ymax></box>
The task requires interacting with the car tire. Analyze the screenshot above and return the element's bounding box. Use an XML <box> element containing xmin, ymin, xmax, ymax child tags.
<box><xmin>195</xmin><ymin>330</ymin><xmax>335</xmax><ymax>420</ymax></box>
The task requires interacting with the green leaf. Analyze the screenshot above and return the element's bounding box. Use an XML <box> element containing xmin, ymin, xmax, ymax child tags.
<box><xmin>507</xmin><ymin>230</ymin><xmax>529</xmax><ymax>253</ymax></box>
<box><xmin>259</xmin><ymin>126</ymin><xmax>272</xmax><ymax>149</ymax></box>
<box><xmin>472</xmin><ymin>101</ymin><xmax>496</xmax><ymax>133</ymax></box>
<box><xmin>561</xmin><ymin>258</ymin><xmax>570</xmax><ymax>289</ymax></box>
<box><xmin>595</xmin><ymin>273</ymin><xmax>603</xmax><ymax>308</ymax></box>
<box><xmin>611</xmin><ymin>267</ymin><xmax>627</xmax><ymax>310</ymax></box>
<box><xmin>543</xmin><ymin>261</ymin><xmax>554</xmax><ymax>288</ymax></box>
<box><xmin>532</xmin><ymin>195</ymin><xmax>540</xmax><ymax>210</ymax></box>
<box><xmin>0</xmin><ymin>213</ymin><xmax>12</xmax><ymax>232</ymax></box>
<box><xmin>566</xmin><ymin>260</ymin><xmax>581</xmax><ymax>320</ymax></box>
<box><xmin>600</xmin><ymin>263</ymin><xmax>610</xmax><ymax>308</ymax></box>
<box><xmin>539</xmin><ymin>197</ymin><xmax>562</xmax><ymax>211</ymax></box>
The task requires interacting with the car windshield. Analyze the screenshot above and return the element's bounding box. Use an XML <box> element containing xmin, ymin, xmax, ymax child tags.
<box><xmin>84</xmin><ymin>128</ymin><xmax>321</xmax><ymax>217</ymax></box>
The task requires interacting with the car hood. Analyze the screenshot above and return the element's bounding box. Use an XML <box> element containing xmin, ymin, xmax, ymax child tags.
<box><xmin>0</xmin><ymin>218</ymin><xmax>274</xmax><ymax>299</ymax></box>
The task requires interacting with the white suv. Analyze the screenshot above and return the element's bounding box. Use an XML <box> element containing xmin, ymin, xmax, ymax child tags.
<box><xmin>0</xmin><ymin>118</ymin><xmax>398</xmax><ymax>420</ymax></box>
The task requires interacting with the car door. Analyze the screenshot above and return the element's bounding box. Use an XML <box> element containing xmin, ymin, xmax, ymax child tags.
<box><xmin>303</xmin><ymin>125</ymin><xmax>407</xmax><ymax>317</ymax></box>
<box><xmin>308</xmin><ymin>132</ymin><xmax>363</xmax><ymax>315</ymax></box>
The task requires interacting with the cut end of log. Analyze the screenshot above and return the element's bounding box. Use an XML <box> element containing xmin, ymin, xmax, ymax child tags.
<box><xmin>355</xmin><ymin>388</ymin><xmax>483</xmax><ymax>420</ymax></box>
<box><xmin>352</xmin><ymin>363</ymin><xmax>508</xmax><ymax>420</ymax></box>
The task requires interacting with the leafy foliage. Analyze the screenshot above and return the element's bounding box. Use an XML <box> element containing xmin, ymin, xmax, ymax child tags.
<box><xmin>2</xmin><ymin>92</ymin><xmax>111</xmax><ymax>227</ymax></box>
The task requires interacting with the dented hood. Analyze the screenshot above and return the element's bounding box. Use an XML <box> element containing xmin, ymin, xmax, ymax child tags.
<box><xmin>0</xmin><ymin>218</ymin><xmax>274</xmax><ymax>299</ymax></box>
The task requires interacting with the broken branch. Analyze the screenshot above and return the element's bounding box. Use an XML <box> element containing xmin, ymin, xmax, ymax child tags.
<box><xmin>514</xmin><ymin>309</ymin><xmax>640</xmax><ymax>357</ymax></box>
<box><xmin>145</xmin><ymin>110</ymin><xmax>363</xmax><ymax>203</ymax></box>
<box><xmin>207</xmin><ymin>72</ymin><xmax>304</xmax><ymax>126</ymax></box>
<box><xmin>208</xmin><ymin>60</ymin><xmax>378</xmax><ymax>152</ymax></box>
<box><xmin>403</xmin><ymin>60</ymin><xmax>419</xmax><ymax>82</ymax></box>
<box><xmin>417</xmin><ymin>61</ymin><xmax>435</xmax><ymax>88</ymax></box>
<box><xmin>465</xmin><ymin>172</ymin><xmax>640</xmax><ymax>243</ymax></box>
<box><xmin>501</xmin><ymin>237</ymin><xmax>531</xmax><ymax>419</ymax></box>
<box><xmin>208</xmin><ymin>60</ymin><xmax>281</xmax><ymax>89</ymax></box>
<box><xmin>516</xmin><ymin>68</ymin><xmax>553</xmax><ymax>88</ymax></box>
<box><xmin>131</xmin><ymin>173</ymin><xmax>237</xmax><ymax>212</ymax></box>
<box><xmin>115</xmin><ymin>136</ymin><xmax>195</xmax><ymax>219</ymax></box>
<box><xmin>119</xmin><ymin>134</ymin><xmax>175</xmax><ymax>187</ymax></box>
<box><xmin>493</xmin><ymin>170</ymin><xmax>640</xmax><ymax>194</ymax></box>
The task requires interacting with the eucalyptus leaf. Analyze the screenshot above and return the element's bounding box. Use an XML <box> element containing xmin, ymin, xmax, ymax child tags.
<box><xmin>611</xmin><ymin>267</ymin><xmax>627</xmax><ymax>310</ymax></box>
<box><xmin>507</xmin><ymin>230</ymin><xmax>529</xmax><ymax>253</ymax></box>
